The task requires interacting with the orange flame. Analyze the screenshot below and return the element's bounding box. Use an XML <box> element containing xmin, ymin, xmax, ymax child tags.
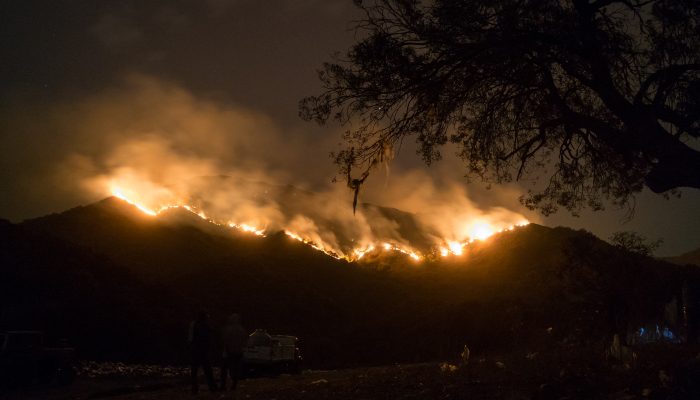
<box><xmin>112</xmin><ymin>187</ymin><xmax>159</xmax><ymax>216</ymax></box>
<box><xmin>436</xmin><ymin>221</ymin><xmax>530</xmax><ymax>257</ymax></box>
<box><xmin>109</xmin><ymin>186</ymin><xmax>528</xmax><ymax>263</ymax></box>
<box><xmin>228</xmin><ymin>222</ymin><xmax>266</xmax><ymax>236</ymax></box>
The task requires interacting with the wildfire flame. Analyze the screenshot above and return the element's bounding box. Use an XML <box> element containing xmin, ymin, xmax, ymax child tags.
<box><xmin>112</xmin><ymin>184</ymin><xmax>266</xmax><ymax>236</ymax></box>
<box><xmin>436</xmin><ymin>222</ymin><xmax>529</xmax><ymax>257</ymax></box>
<box><xmin>447</xmin><ymin>241</ymin><xmax>465</xmax><ymax>256</ymax></box>
<box><xmin>353</xmin><ymin>245</ymin><xmax>375</xmax><ymax>260</ymax></box>
<box><xmin>112</xmin><ymin>187</ymin><xmax>159</xmax><ymax>216</ymax></box>
<box><xmin>109</xmin><ymin>184</ymin><xmax>528</xmax><ymax>263</ymax></box>
<box><xmin>284</xmin><ymin>230</ymin><xmax>345</xmax><ymax>259</ymax></box>
<box><xmin>229</xmin><ymin>223</ymin><xmax>266</xmax><ymax>236</ymax></box>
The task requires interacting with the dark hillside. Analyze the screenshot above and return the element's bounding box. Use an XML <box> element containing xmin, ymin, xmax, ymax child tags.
<box><xmin>0</xmin><ymin>221</ymin><xmax>182</xmax><ymax>361</ymax></box>
<box><xmin>16</xmin><ymin>199</ymin><xmax>440</xmax><ymax>366</ymax></box>
<box><xmin>406</xmin><ymin>225</ymin><xmax>693</xmax><ymax>351</ymax></box>
<box><xmin>21</xmin><ymin>198</ymin><xmax>247</xmax><ymax>279</ymax></box>
<box><xmin>6</xmin><ymin>198</ymin><xmax>698</xmax><ymax>367</ymax></box>
<box><xmin>666</xmin><ymin>246</ymin><xmax>700</xmax><ymax>267</ymax></box>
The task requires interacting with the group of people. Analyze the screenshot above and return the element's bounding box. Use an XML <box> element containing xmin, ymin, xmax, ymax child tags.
<box><xmin>188</xmin><ymin>311</ymin><xmax>247</xmax><ymax>394</ymax></box>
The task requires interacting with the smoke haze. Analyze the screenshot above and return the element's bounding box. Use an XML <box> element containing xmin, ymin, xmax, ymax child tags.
<box><xmin>2</xmin><ymin>0</ymin><xmax>698</xmax><ymax>256</ymax></box>
<box><xmin>0</xmin><ymin>75</ymin><xmax>533</xmax><ymax>258</ymax></box>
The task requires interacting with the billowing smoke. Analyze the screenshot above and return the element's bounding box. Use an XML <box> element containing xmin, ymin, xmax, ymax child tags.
<box><xmin>1</xmin><ymin>75</ymin><xmax>534</xmax><ymax>260</ymax></box>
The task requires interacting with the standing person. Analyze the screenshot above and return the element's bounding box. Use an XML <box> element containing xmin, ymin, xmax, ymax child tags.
<box><xmin>220</xmin><ymin>313</ymin><xmax>247</xmax><ymax>391</ymax></box>
<box><xmin>189</xmin><ymin>310</ymin><xmax>217</xmax><ymax>394</ymax></box>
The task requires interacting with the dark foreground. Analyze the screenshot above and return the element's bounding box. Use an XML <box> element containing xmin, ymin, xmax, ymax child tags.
<box><xmin>4</xmin><ymin>344</ymin><xmax>700</xmax><ymax>400</ymax></box>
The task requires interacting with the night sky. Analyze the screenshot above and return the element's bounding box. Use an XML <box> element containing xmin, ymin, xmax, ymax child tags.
<box><xmin>1</xmin><ymin>0</ymin><xmax>698</xmax><ymax>256</ymax></box>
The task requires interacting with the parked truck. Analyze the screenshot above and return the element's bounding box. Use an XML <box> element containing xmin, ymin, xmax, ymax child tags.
<box><xmin>242</xmin><ymin>329</ymin><xmax>302</xmax><ymax>375</ymax></box>
<box><xmin>0</xmin><ymin>331</ymin><xmax>76</xmax><ymax>388</ymax></box>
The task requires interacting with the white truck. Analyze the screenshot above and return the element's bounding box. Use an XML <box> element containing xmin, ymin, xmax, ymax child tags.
<box><xmin>242</xmin><ymin>329</ymin><xmax>301</xmax><ymax>375</ymax></box>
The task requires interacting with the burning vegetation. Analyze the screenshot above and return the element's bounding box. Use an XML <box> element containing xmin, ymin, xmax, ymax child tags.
<box><xmin>109</xmin><ymin>181</ymin><xmax>529</xmax><ymax>263</ymax></box>
<box><xmin>1</xmin><ymin>75</ymin><xmax>533</xmax><ymax>264</ymax></box>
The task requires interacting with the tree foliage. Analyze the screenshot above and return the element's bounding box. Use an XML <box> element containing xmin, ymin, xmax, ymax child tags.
<box><xmin>300</xmin><ymin>0</ymin><xmax>700</xmax><ymax>215</ymax></box>
<box><xmin>609</xmin><ymin>230</ymin><xmax>663</xmax><ymax>256</ymax></box>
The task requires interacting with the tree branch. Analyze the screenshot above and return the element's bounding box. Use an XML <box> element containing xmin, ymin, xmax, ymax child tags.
<box><xmin>634</xmin><ymin>63</ymin><xmax>700</xmax><ymax>105</ymax></box>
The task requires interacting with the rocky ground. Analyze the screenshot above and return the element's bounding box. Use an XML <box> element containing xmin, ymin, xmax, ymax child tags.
<box><xmin>4</xmin><ymin>344</ymin><xmax>700</xmax><ymax>400</ymax></box>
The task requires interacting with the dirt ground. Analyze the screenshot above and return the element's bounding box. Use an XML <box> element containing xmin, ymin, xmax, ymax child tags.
<box><xmin>4</xmin><ymin>344</ymin><xmax>700</xmax><ymax>400</ymax></box>
<box><xmin>0</xmin><ymin>364</ymin><xmax>542</xmax><ymax>400</ymax></box>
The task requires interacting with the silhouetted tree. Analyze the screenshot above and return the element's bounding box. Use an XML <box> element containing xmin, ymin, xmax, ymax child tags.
<box><xmin>609</xmin><ymin>230</ymin><xmax>663</xmax><ymax>256</ymax></box>
<box><xmin>301</xmin><ymin>0</ymin><xmax>700</xmax><ymax>215</ymax></box>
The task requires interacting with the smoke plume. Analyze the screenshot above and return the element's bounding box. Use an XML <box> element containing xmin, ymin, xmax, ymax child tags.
<box><xmin>1</xmin><ymin>75</ymin><xmax>534</xmax><ymax>259</ymax></box>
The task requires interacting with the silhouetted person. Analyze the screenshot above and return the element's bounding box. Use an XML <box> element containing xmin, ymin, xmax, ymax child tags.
<box><xmin>220</xmin><ymin>313</ymin><xmax>247</xmax><ymax>391</ymax></box>
<box><xmin>188</xmin><ymin>310</ymin><xmax>217</xmax><ymax>394</ymax></box>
